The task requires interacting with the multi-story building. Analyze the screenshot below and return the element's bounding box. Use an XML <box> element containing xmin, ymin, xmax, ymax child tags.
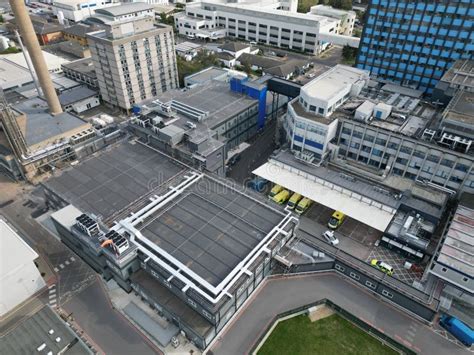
<box><xmin>433</xmin><ymin>59</ymin><xmax>474</xmax><ymax>105</ymax></box>
<box><xmin>52</xmin><ymin>0</ymin><xmax>120</xmax><ymax>23</ymax></box>
<box><xmin>280</xmin><ymin>65</ymin><xmax>474</xmax><ymax>194</ymax></box>
<box><xmin>335</xmin><ymin>87</ymin><xmax>474</xmax><ymax>194</ymax></box>
<box><xmin>44</xmin><ymin>141</ymin><xmax>297</xmax><ymax>349</ymax></box>
<box><xmin>283</xmin><ymin>65</ymin><xmax>370</xmax><ymax>158</ymax></box>
<box><xmin>129</xmin><ymin>75</ymin><xmax>276</xmax><ymax>175</ymax></box>
<box><xmin>356</xmin><ymin>0</ymin><xmax>473</xmax><ymax>94</ymax></box>
<box><xmin>174</xmin><ymin>0</ymin><xmax>358</xmax><ymax>54</ymax></box>
<box><xmin>426</xmin><ymin>191</ymin><xmax>473</xmax><ymax>327</ymax></box>
<box><xmin>62</xmin><ymin>58</ymin><xmax>99</xmax><ymax>88</ymax></box>
<box><xmin>87</xmin><ymin>3</ymin><xmax>179</xmax><ymax>110</ymax></box>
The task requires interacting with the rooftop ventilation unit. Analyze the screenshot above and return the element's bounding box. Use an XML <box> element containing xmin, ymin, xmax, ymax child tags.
<box><xmin>439</xmin><ymin>133</ymin><xmax>472</xmax><ymax>153</ymax></box>
<box><xmin>152</xmin><ymin>100</ymin><xmax>174</xmax><ymax>118</ymax></box>
<box><xmin>102</xmin><ymin>230</ymin><xmax>129</xmax><ymax>256</ymax></box>
<box><xmin>170</xmin><ymin>100</ymin><xmax>209</xmax><ymax>122</ymax></box>
<box><xmin>186</xmin><ymin>121</ymin><xmax>197</xmax><ymax>130</ymax></box>
<box><xmin>75</xmin><ymin>214</ymin><xmax>99</xmax><ymax>237</ymax></box>
<box><xmin>421</xmin><ymin>128</ymin><xmax>436</xmax><ymax>141</ymax></box>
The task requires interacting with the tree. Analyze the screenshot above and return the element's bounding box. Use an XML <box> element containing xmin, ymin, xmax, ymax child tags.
<box><xmin>159</xmin><ymin>12</ymin><xmax>175</xmax><ymax>26</ymax></box>
<box><xmin>341</xmin><ymin>44</ymin><xmax>358</xmax><ymax>64</ymax></box>
<box><xmin>0</xmin><ymin>14</ymin><xmax>4</xmax><ymax>23</ymax></box>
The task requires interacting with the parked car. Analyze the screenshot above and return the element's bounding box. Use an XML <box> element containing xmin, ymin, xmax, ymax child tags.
<box><xmin>287</xmin><ymin>192</ymin><xmax>302</xmax><ymax>210</ymax></box>
<box><xmin>323</xmin><ymin>230</ymin><xmax>339</xmax><ymax>246</ymax></box>
<box><xmin>295</xmin><ymin>197</ymin><xmax>312</xmax><ymax>214</ymax></box>
<box><xmin>272</xmin><ymin>189</ymin><xmax>290</xmax><ymax>204</ymax></box>
<box><xmin>370</xmin><ymin>259</ymin><xmax>394</xmax><ymax>276</ymax></box>
<box><xmin>328</xmin><ymin>211</ymin><xmax>346</xmax><ymax>229</ymax></box>
<box><xmin>268</xmin><ymin>184</ymin><xmax>283</xmax><ymax>198</ymax></box>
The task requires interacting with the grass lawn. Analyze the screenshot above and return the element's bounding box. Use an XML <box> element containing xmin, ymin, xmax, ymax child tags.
<box><xmin>258</xmin><ymin>314</ymin><xmax>398</xmax><ymax>355</ymax></box>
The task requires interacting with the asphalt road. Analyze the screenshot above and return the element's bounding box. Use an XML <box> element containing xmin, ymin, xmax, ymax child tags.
<box><xmin>209</xmin><ymin>273</ymin><xmax>469</xmax><ymax>355</ymax></box>
<box><xmin>62</xmin><ymin>279</ymin><xmax>160</xmax><ymax>355</ymax></box>
<box><xmin>227</xmin><ymin>118</ymin><xmax>277</xmax><ymax>184</ymax></box>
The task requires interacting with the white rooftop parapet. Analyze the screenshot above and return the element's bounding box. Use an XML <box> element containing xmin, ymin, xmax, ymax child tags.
<box><xmin>318</xmin><ymin>33</ymin><xmax>360</xmax><ymax>48</ymax></box>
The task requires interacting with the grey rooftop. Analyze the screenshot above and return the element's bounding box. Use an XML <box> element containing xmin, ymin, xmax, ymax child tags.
<box><xmin>139</xmin><ymin>176</ymin><xmax>284</xmax><ymax>287</ymax></box>
<box><xmin>43</xmin><ymin>141</ymin><xmax>187</xmax><ymax>223</ymax></box>
<box><xmin>0</xmin><ymin>306</ymin><xmax>92</xmax><ymax>355</ymax></box>
<box><xmin>12</xmin><ymin>97</ymin><xmax>89</xmax><ymax>147</ymax></box>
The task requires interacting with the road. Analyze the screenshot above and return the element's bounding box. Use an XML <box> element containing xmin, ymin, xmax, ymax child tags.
<box><xmin>227</xmin><ymin>118</ymin><xmax>277</xmax><ymax>184</ymax></box>
<box><xmin>209</xmin><ymin>273</ymin><xmax>470</xmax><ymax>355</ymax></box>
<box><xmin>62</xmin><ymin>279</ymin><xmax>160</xmax><ymax>355</ymax></box>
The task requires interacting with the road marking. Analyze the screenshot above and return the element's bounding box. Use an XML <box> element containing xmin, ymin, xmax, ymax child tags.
<box><xmin>48</xmin><ymin>284</ymin><xmax>55</xmax><ymax>289</ymax></box>
<box><xmin>59</xmin><ymin>264</ymin><xmax>65</xmax><ymax>269</ymax></box>
<box><xmin>49</xmin><ymin>289</ymin><xmax>56</xmax><ymax>295</ymax></box>
<box><xmin>65</xmin><ymin>260</ymin><xmax>70</xmax><ymax>265</ymax></box>
<box><xmin>49</xmin><ymin>294</ymin><xmax>56</xmax><ymax>299</ymax></box>
<box><xmin>54</xmin><ymin>267</ymin><xmax>59</xmax><ymax>272</ymax></box>
<box><xmin>70</xmin><ymin>256</ymin><xmax>76</xmax><ymax>262</ymax></box>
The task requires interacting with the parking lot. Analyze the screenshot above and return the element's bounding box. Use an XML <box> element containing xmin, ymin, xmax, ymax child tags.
<box><xmin>305</xmin><ymin>202</ymin><xmax>382</xmax><ymax>248</ymax></box>
<box><xmin>366</xmin><ymin>247</ymin><xmax>424</xmax><ymax>285</ymax></box>
<box><xmin>300</xmin><ymin>201</ymin><xmax>425</xmax><ymax>285</ymax></box>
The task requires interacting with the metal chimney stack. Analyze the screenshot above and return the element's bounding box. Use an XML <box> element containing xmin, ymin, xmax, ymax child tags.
<box><xmin>10</xmin><ymin>1</ymin><xmax>62</xmax><ymax>115</ymax></box>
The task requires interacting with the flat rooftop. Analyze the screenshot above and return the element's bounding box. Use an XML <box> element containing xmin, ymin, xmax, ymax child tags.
<box><xmin>290</xmin><ymin>98</ymin><xmax>337</xmax><ymax>125</ymax></box>
<box><xmin>0</xmin><ymin>306</ymin><xmax>92</xmax><ymax>355</ymax></box>
<box><xmin>442</xmin><ymin>90</ymin><xmax>474</xmax><ymax>125</ymax></box>
<box><xmin>12</xmin><ymin>97</ymin><xmax>90</xmax><ymax>147</ymax></box>
<box><xmin>139</xmin><ymin>176</ymin><xmax>284</xmax><ymax>287</ymax></box>
<box><xmin>43</xmin><ymin>141</ymin><xmax>187</xmax><ymax>223</ymax></box>
<box><xmin>439</xmin><ymin>59</ymin><xmax>474</xmax><ymax>89</ymax></box>
<box><xmin>62</xmin><ymin>58</ymin><xmax>96</xmax><ymax>78</ymax></box>
<box><xmin>437</xmin><ymin>204</ymin><xmax>473</xmax><ymax>277</ymax></box>
<box><xmin>154</xmin><ymin>81</ymin><xmax>258</xmax><ymax>129</ymax></box>
<box><xmin>185</xmin><ymin>67</ymin><xmax>230</xmax><ymax>85</ymax></box>
<box><xmin>302</xmin><ymin>65</ymin><xmax>369</xmax><ymax>102</ymax></box>
<box><xmin>0</xmin><ymin>58</ymin><xmax>33</xmax><ymax>90</ymax></box>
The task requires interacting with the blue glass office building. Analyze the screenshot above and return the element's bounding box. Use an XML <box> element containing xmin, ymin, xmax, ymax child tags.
<box><xmin>356</xmin><ymin>1</ymin><xmax>473</xmax><ymax>94</ymax></box>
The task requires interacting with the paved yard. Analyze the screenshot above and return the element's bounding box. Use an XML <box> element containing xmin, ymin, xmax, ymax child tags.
<box><xmin>366</xmin><ymin>246</ymin><xmax>424</xmax><ymax>285</ymax></box>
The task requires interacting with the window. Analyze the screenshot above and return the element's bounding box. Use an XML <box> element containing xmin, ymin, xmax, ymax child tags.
<box><xmin>350</xmin><ymin>272</ymin><xmax>360</xmax><ymax>280</ymax></box>
<box><xmin>335</xmin><ymin>264</ymin><xmax>345</xmax><ymax>272</ymax></box>
<box><xmin>381</xmin><ymin>290</ymin><xmax>393</xmax><ymax>299</ymax></box>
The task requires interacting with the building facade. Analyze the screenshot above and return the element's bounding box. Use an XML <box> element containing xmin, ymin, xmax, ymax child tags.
<box><xmin>356</xmin><ymin>0</ymin><xmax>474</xmax><ymax>94</ymax></box>
<box><xmin>283</xmin><ymin>65</ymin><xmax>370</xmax><ymax>158</ymax></box>
<box><xmin>87</xmin><ymin>4</ymin><xmax>178</xmax><ymax>110</ymax></box>
<box><xmin>53</xmin><ymin>0</ymin><xmax>120</xmax><ymax>23</ymax></box>
<box><xmin>174</xmin><ymin>1</ymin><xmax>358</xmax><ymax>54</ymax></box>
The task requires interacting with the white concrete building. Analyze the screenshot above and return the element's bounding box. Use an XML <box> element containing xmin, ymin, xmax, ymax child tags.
<box><xmin>52</xmin><ymin>0</ymin><xmax>121</xmax><ymax>23</ymax></box>
<box><xmin>174</xmin><ymin>0</ymin><xmax>359</xmax><ymax>54</ymax></box>
<box><xmin>123</xmin><ymin>0</ymin><xmax>169</xmax><ymax>5</ymax></box>
<box><xmin>59</xmin><ymin>86</ymin><xmax>100</xmax><ymax>113</ymax></box>
<box><xmin>0</xmin><ymin>218</ymin><xmax>46</xmax><ymax>317</ymax></box>
<box><xmin>87</xmin><ymin>3</ymin><xmax>178</xmax><ymax>110</ymax></box>
<box><xmin>309</xmin><ymin>5</ymin><xmax>356</xmax><ymax>36</ymax></box>
<box><xmin>284</xmin><ymin>65</ymin><xmax>369</xmax><ymax>158</ymax></box>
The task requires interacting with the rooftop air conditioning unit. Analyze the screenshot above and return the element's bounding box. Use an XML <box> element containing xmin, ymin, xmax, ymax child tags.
<box><xmin>186</xmin><ymin>121</ymin><xmax>197</xmax><ymax>129</ymax></box>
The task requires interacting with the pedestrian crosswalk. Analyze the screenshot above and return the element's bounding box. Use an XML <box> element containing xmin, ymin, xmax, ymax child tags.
<box><xmin>48</xmin><ymin>284</ymin><xmax>57</xmax><ymax>308</ymax></box>
<box><xmin>54</xmin><ymin>255</ymin><xmax>76</xmax><ymax>273</ymax></box>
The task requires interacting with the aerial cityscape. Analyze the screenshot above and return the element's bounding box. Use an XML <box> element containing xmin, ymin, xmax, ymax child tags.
<box><xmin>0</xmin><ymin>0</ymin><xmax>472</xmax><ymax>354</ymax></box>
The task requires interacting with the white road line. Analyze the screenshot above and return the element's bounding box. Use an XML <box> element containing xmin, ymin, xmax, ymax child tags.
<box><xmin>59</xmin><ymin>264</ymin><xmax>65</xmax><ymax>269</ymax></box>
<box><xmin>54</xmin><ymin>267</ymin><xmax>59</xmax><ymax>272</ymax></box>
<box><xmin>70</xmin><ymin>256</ymin><xmax>76</xmax><ymax>261</ymax></box>
<box><xmin>49</xmin><ymin>289</ymin><xmax>56</xmax><ymax>295</ymax></box>
<box><xmin>48</xmin><ymin>284</ymin><xmax>55</xmax><ymax>289</ymax></box>
<box><xmin>65</xmin><ymin>260</ymin><xmax>70</xmax><ymax>265</ymax></box>
<box><xmin>49</xmin><ymin>294</ymin><xmax>56</xmax><ymax>299</ymax></box>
